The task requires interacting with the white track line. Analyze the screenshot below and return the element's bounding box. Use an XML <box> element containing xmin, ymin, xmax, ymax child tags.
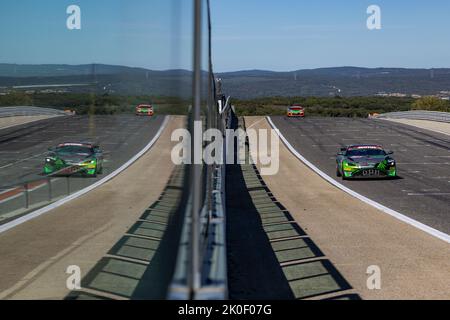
<box><xmin>267</xmin><ymin>116</ymin><xmax>450</xmax><ymax>244</ymax></box>
<box><xmin>0</xmin><ymin>116</ymin><xmax>170</xmax><ymax>234</ymax></box>
<box><xmin>379</xmin><ymin>118</ymin><xmax>450</xmax><ymax>137</ymax></box>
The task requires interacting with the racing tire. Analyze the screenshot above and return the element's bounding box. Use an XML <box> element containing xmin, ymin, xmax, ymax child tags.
<box><xmin>336</xmin><ymin>166</ymin><xmax>342</xmax><ymax>177</ymax></box>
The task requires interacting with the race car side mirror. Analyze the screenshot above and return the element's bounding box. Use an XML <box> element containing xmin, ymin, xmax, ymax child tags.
<box><xmin>337</xmin><ymin>152</ymin><xmax>344</xmax><ymax>156</ymax></box>
<box><xmin>387</xmin><ymin>150</ymin><xmax>394</xmax><ymax>155</ymax></box>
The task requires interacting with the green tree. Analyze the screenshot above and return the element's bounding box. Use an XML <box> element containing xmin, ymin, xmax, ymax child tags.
<box><xmin>412</xmin><ymin>96</ymin><xmax>449</xmax><ymax>112</ymax></box>
<box><xmin>0</xmin><ymin>91</ymin><xmax>33</xmax><ymax>106</ymax></box>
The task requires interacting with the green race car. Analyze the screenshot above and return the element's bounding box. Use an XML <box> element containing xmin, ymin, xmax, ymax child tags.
<box><xmin>336</xmin><ymin>145</ymin><xmax>397</xmax><ymax>179</ymax></box>
<box><xmin>43</xmin><ymin>142</ymin><xmax>104</xmax><ymax>177</ymax></box>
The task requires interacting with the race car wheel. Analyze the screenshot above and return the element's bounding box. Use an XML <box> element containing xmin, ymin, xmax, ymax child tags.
<box><xmin>336</xmin><ymin>166</ymin><xmax>342</xmax><ymax>177</ymax></box>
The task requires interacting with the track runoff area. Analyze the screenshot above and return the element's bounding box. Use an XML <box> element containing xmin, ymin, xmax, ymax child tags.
<box><xmin>0</xmin><ymin>115</ymin><xmax>165</xmax><ymax>225</ymax></box>
<box><xmin>270</xmin><ymin>116</ymin><xmax>450</xmax><ymax>238</ymax></box>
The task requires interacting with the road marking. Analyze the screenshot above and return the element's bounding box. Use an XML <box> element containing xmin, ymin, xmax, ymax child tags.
<box><xmin>341</xmin><ymin>138</ymin><xmax>381</xmax><ymax>141</ymax></box>
<box><xmin>267</xmin><ymin>116</ymin><xmax>450</xmax><ymax>244</ymax></box>
<box><xmin>382</xmin><ymin>119</ymin><xmax>450</xmax><ymax>137</ymax></box>
<box><xmin>0</xmin><ymin>152</ymin><xmax>47</xmax><ymax>169</ymax></box>
<box><xmin>366</xmin><ymin>134</ymin><xmax>402</xmax><ymax>137</ymax></box>
<box><xmin>301</xmin><ymin>134</ymin><xmax>337</xmax><ymax>137</ymax></box>
<box><xmin>0</xmin><ymin>116</ymin><xmax>170</xmax><ymax>235</ymax></box>
<box><xmin>312</xmin><ymin>144</ymin><xmax>342</xmax><ymax>147</ymax></box>
<box><xmin>0</xmin><ymin>179</ymin><xmax>54</xmax><ymax>205</ymax></box>
<box><xmin>326</xmin><ymin>129</ymin><xmax>361</xmax><ymax>132</ymax></box>
<box><xmin>404</xmin><ymin>144</ymin><xmax>432</xmax><ymax>147</ymax></box>
<box><xmin>408</xmin><ymin>193</ymin><xmax>450</xmax><ymax>196</ymax></box>
<box><xmin>398</xmin><ymin>162</ymin><xmax>450</xmax><ymax>165</ymax></box>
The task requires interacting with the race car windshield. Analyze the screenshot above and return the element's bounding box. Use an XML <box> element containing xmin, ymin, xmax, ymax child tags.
<box><xmin>290</xmin><ymin>107</ymin><xmax>303</xmax><ymax>110</ymax></box>
<box><xmin>346</xmin><ymin>148</ymin><xmax>386</xmax><ymax>157</ymax></box>
<box><xmin>56</xmin><ymin>146</ymin><xmax>93</xmax><ymax>156</ymax></box>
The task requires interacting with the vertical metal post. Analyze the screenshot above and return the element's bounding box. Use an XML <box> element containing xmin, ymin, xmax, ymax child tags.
<box><xmin>189</xmin><ymin>0</ymin><xmax>203</xmax><ymax>298</ymax></box>
<box><xmin>24</xmin><ymin>183</ymin><xmax>29</xmax><ymax>209</ymax></box>
<box><xmin>67</xmin><ymin>176</ymin><xmax>71</xmax><ymax>195</ymax></box>
<box><xmin>48</xmin><ymin>177</ymin><xmax>52</xmax><ymax>202</ymax></box>
<box><xmin>206</xmin><ymin>0</ymin><xmax>214</xmax><ymax>218</ymax></box>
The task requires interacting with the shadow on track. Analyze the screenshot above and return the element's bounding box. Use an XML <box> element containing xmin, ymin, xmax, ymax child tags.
<box><xmin>66</xmin><ymin>166</ymin><xmax>187</xmax><ymax>300</ymax></box>
<box><xmin>226</xmin><ymin>114</ymin><xmax>360</xmax><ymax>300</ymax></box>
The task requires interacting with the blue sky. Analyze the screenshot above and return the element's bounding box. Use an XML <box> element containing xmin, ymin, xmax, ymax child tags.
<box><xmin>211</xmin><ymin>0</ymin><xmax>450</xmax><ymax>71</ymax></box>
<box><xmin>1</xmin><ymin>1</ymin><xmax>450</xmax><ymax>72</ymax></box>
<box><xmin>0</xmin><ymin>0</ymin><xmax>193</xmax><ymax>70</ymax></box>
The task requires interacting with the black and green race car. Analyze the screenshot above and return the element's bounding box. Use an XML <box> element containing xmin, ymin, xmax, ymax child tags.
<box><xmin>336</xmin><ymin>145</ymin><xmax>397</xmax><ymax>179</ymax></box>
<box><xmin>43</xmin><ymin>142</ymin><xmax>104</xmax><ymax>177</ymax></box>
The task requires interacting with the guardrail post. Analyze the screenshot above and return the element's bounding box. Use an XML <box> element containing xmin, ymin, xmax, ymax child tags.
<box><xmin>189</xmin><ymin>0</ymin><xmax>203</xmax><ymax>299</ymax></box>
<box><xmin>66</xmin><ymin>177</ymin><xmax>71</xmax><ymax>195</ymax></box>
<box><xmin>47</xmin><ymin>177</ymin><xmax>52</xmax><ymax>202</ymax></box>
<box><xmin>24</xmin><ymin>183</ymin><xmax>29</xmax><ymax>209</ymax></box>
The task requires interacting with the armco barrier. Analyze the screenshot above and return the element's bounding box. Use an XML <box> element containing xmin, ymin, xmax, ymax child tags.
<box><xmin>375</xmin><ymin>110</ymin><xmax>450</xmax><ymax>123</ymax></box>
<box><xmin>0</xmin><ymin>106</ymin><xmax>68</xmax><ymax>118</ymax></box>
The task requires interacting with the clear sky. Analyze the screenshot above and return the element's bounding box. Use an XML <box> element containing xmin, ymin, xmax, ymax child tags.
<box><xmin>1</xmin><ymin>1</ymin><xmax>450</xmax><ymax>72</ymax></box>
<box><xmin>0</xmin><ymin>0</ymin><xmax>194</xmax><ymax>70</ymax></box>
<box><xmin>211</xmin><ymin>0</ymin><xmax>450</xmax><ymax>72</ymax></box>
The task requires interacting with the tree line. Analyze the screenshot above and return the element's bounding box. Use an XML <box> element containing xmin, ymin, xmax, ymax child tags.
<box><xmin>1</xmin><ymin>91</ymin><xmax>449</xmax><ymax>117</ymax></box>
<box><xmin>233</xmin><ymin>96</ymin><xmax>450</xmax><ymax>117</ymax></box>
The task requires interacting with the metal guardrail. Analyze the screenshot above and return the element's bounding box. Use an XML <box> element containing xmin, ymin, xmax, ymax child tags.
<box><xmin>0</xmin><ymin>167</ymin><xmax>98</xmax><ymax>224</ymax></box>
<box><xmin>169</xmin><ymin>94</ymin><xmax>231</xmax><ymax>300</ymax></box>
<box><xmin>375</xmin><ymin>110</ymin><xmax>450</xmax><ymax>123</ymax></box>
<box><xmin>168</xmin><ymin>0</ymin><xmax>229</xmax><ymax>299</ymax></box>
<box><xmin>169</xmin><ymin>151</ymin><xmax>228</xmax><ymax>300</ymax></box>
<box><xmin>0</xmin><ymin>106</ymin><xmax>68</xmax><ymax>118</ymax></box>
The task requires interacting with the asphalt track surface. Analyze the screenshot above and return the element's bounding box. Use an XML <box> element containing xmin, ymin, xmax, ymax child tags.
<box><xmin>271</xmin><ymin>116</ymin><xmax>450</xmax><ymax>235</ymax></box>
<box><xmin>0</xmin><ymin>115</ymin><xmax>164</xmax><ymax>221</ymax></box>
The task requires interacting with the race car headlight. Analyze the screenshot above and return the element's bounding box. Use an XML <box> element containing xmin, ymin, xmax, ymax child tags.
<box><xmin>344</xmin><ymin>161</ymin><xmax>358</xmax><ymax>167</ymax></box>
<box><xmin>45</xmin><ymin>158</ymin><xmax>55</xmax><ymax>163</ymax></box>
<box><xmin>387</xmin><ymin>160</ymin><xmax>396</xmax><ymax>166</ymax></box>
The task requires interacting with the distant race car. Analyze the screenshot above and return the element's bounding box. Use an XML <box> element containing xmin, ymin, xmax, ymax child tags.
<box><xmin>43</xmin><ymin>142</ymin><xmax>104</xmax><ymax>177</ymax></box>
<box><xmin>136</xmin><ymin>104</ymin><xmax>154</xmax><ymax>116</ymax></box>
<box><xmin>336</xmin><ymin>145</ymin><xmax>397</xmax><ymax>179</ymax></box>
<box><xmin>287</xmin><ymin>105</ymin><xmax>305</xmax><ymax>117</ymax></box>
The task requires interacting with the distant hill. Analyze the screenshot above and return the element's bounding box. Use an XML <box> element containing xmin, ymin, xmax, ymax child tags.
<box><xmin>1</xmin><ymin>64</ymin><xmax>450</xmax><ymax>98</ymax></box>
<box><xmin>0</xmin><ymin>64</ymin><xmax>194</xmax><ymax>97</ymax></box>
<box><xmin>217</xmin><ymin>67</ymin><xmax>450</xmax><ymax>98</ymax></box>
<box><xmin>0</xmin><ymin>63</ymin><xmax>160</xmax><ymax>77</ymax></box>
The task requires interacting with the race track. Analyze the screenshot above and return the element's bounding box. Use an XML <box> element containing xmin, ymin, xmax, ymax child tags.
<box><xmin>0</xmin><ymin>115</ymin><xmax>165</xmax><ymax>221</ymax></box>
<box><xmin>271</xmin><ymin>116</ymin><xmax>450</xmax><ymax>235</ymax></box>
